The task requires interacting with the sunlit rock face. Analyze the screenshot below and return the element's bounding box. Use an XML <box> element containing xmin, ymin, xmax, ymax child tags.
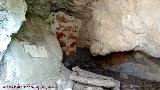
<box><xmin>78</xmin><ymin>0</ymin><xmax>160</xmax><ymax>58</ymax></box>
<box><xmin>0</xmin><ymin>0</ymin><xmax>27</xmax><ymax>60</ymax></box>
<box><xmin>2</xmin><ymin>16</ymin><xmax>63</xmax><ymax>84</ymax></box>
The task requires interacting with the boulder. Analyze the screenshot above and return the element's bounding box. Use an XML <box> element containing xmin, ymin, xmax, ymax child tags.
<box><xmin>78</xmin><ymin>0</ymin><xmax>160</xmax><ymax>58</ymax></box>
<box><xmin>0</xmin><ymin>0</ymin><xmax>27</xmax><ymax>55</ymax></box>
<box><xmin>1</xmin><ymin>16</ymin><xmax>63</xmax><ymax>85</ymax></box>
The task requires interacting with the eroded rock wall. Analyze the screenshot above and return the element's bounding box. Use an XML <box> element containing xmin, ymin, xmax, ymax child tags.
<box><xmin>0</xmin><ymin>0</ymin><xmax>27</xmax><ymax>61</ymax></box>
<box><xmin>2</xmin><ymin>16</ymin><xmax>63</xmax><ymax>85</ymax></box>
<box><xmin>78</xmin><ymin>0</ymin><xmax>160</xmax><ymax>58</ymax></box>
<box><xmin>26</xmin><ymin>0</ymin><xmax>51</xmax><ymax>18</ymax></box>
<box><xmin>50</xmin><ymin>11</ymin><xmax>82</xmax><ymax>58</ymax></box>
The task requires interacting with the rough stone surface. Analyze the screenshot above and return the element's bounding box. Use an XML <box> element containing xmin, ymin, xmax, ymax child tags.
<box><xmin>90</xmin><ymin>51</ymin><xmax>160</xmax><ymax>81</ymax></box>
<box><xmin>50</xmin><ymin>11</ymin><xmax>82</xmax><ymax>58</ymax></box>
<box><xmin>0</xmin><ymin>0</ymin><xmax>27</xmax><ymax>55</ymax></box>
<box><xmin>0</xmin><ymin>52</ymin><xmax>4</xmax><ymax>62</ymax></box>
<box><xmin>25</xmin><ymin>0</ymin><xmax>160</xmax><ymax>58</ymax></box>
<box><xmin>1</xmin><ymin>16</ymin><xmax>63</xmax><ymax>85</ymax></box>
<box><xmin>51</xmin><ymin>0</ymin><xmax>95</xmax><ymax>19</ymax></box>
<box><xmin>73</xmin><ymin>83</ymin><xmax>104</xmax><ymax>90</ymax></box>
<box><xmin>26</xmin><ymin>0</ymin><xmax>51</xmax><ymax>18</ymax></box>
<box><xmin>78</xmin><ymin>0</ymin><xmax>160</xmax><ymax>58</ymax></box>
<box><xmin>110</xmin><ymin>52</ymin><xmax>160</xmax><ymax>82</ymax></box>
<box><xmin>0</xmin><ymin>65</ymin><xmax>71</xmax><ymax>90</ymax></box>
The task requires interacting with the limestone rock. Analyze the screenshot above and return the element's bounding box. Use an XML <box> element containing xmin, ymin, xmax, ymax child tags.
<box><xmin>73</xmin><ymin>83</ymin><xmax>104</xmax><ymax>90</ymax></box>
<box><xmin>78</xmin><ymin>0</ymin><xmax>160</xmax><ymax>57</ymax></box>
<box><xmin>51</xmin><ymin>0</ymin><xmax>95</xmax><ymax>19</ymax></box>
<box><xmin>1</xmin><ymin>16</ymin><xmax>63</xmax><ymax>84</ymax></box>
<box><xmin>50</xmin><ymin>11</ymin><xmax>82</xmax><ymax>58</ymax></box>
<box><xmin>0</xmin><ymin>52</ymin><xmax>4</xmax><ymax>61</ymax></box>
<box><xmin>91</xmin><ymin>51</ymin><xmax>160</xmax><ymax>81</ymax></box>
<box><xmin>0</xmin><ymin>0</ymin><xmax>27</xmax><ymax>55</ymax></box>
<box><xmin>26</xmin><ymin>0</ymin><xmax>51</xmax><ymax>18</ymax></box>
<box><xmin>109</xmin><ymin>52</ymin><xmax>160</xmax><ymax>81</ymax></box>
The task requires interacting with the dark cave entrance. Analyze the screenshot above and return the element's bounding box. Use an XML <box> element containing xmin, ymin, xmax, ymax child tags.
<box><xmin>62</xmin><ymin>48</ymin><xmax>160</xmax><ymax>90</ymax></box>
<box><xmin>50</xmin><ymin>9</ymin><xmax>160</xmax><ymax>90</ymax></box>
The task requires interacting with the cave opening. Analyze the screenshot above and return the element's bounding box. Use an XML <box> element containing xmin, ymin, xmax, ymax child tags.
<box><xmin>1</xmin><ymin>0</ymin><xmax>160</xmax><ymax>90</ymax></box>
<box><xmin>4</xmin><ymin>8</ymin><xmax>160</xmax><ymax>90</ymax></box>
<box><xmin>63</xmin><ymin>47</ymin><xmax>160</xmax><ymax>90</ymax></box>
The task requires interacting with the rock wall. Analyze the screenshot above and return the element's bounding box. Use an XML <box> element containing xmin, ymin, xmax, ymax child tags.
<box><xmin>26</xmin><ymin>0</ymin><xmax>51</xmax><ymax>18</ymax></box>
<box><xmin>0</xmin><ymin>0</ymin><xmax>160</xmax><ymax>85</ymax></box>
<box><xmin>1</xmin><ymin>16</ymin><xmax>63</xmax><ymax>85</ymax></box>
<box><xmin>26</xmin><ymin>0</ymin><xmax>160</xmax><ymax>58</ymax></box>
<box><xmin>0</xmin><ymin>0</ymin><xmax>27</xmax><ymax>61</ymax></box>
<box><xmin>78</xmin><ymin>0</ymin><xmax>160</xmax><ymax>58</ymax></box>
<box><xmin>50</xmin><ymin>12</ymin><xmax>82</xmax><ymax>58</ymax></box>
<box><xmin>91</xmin><ymin>51</ymin><xmax>160</xmax><ymax>81</ymax></box>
